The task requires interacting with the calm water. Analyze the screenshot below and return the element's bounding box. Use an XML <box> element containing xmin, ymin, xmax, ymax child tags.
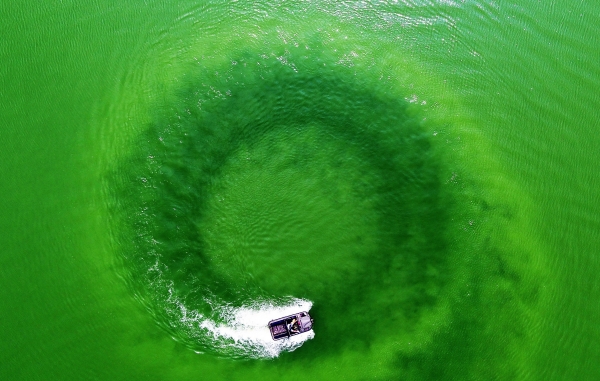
<box><xmin>2</xmin><ymin>1</ymin><xmax>599</xmax><ymax>380</ymax></box>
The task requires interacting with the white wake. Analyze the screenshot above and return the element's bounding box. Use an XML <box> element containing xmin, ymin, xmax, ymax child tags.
<box><xmin>165</xmin><ymin>284</ymin><xmax>315</xmax><ymax>358</ymax></box>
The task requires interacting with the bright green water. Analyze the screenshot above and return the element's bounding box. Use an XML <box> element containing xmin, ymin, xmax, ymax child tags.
<box><xmin>2</xmin><ymin>1</ymin><xmax>599</xmax><ymax>380</ymax></box>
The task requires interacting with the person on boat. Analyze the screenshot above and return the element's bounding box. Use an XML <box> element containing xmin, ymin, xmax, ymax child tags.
<box><xmin>289</xmin><ymin>318</ymin><xmax>300</xmax><ymax>334</ymax></box>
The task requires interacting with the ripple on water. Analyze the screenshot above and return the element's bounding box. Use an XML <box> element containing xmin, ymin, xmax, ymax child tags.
<box><xmin>102</xmin><ymin>14</ymin><xmax>540</xmax><ymax>378</ymax></box>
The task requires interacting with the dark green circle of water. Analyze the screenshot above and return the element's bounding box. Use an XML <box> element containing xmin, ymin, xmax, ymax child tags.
<box><xmin>112</xmin><ymin>46</ymin><xmax>454</xmax><ymax>359</ymax></box>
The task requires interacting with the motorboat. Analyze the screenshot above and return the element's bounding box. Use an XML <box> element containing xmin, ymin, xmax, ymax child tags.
<box><xmin>268</xmin><ymin>311</ymin><xmax>313</xmax><ymax>340</ymax></box>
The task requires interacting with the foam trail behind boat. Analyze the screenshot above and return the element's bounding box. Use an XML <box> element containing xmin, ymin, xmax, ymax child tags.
<box><xmin>200</xmin><ymin>299</ymin><xmax>315</xmax><ymax>358</ymax></box>
<box><xmin>166</xmin><ymin>283</ymin><xmax>315</xmax><ymax>359</ymax></box>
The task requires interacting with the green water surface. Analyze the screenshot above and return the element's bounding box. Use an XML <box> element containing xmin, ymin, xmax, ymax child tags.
<box><xmin>1</xmin><ymin>0</ymin><xmax>599</xmax><ymax>380</ymax></box>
